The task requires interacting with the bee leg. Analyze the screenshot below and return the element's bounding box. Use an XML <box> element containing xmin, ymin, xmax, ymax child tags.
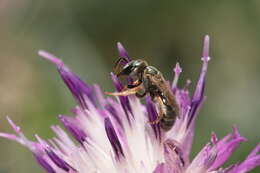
<box><xmin>127</xmin><ymin>79</ymin><xmax>142</xmax><ymax>88</ymax></box>
<box><xmin>148</xmin><ymin>96</ymin><xmax>165</xmax><ymax>124</ymax></box>
<box><xmin>105</xmin><ymin>85</ymin><xmax>144</xmax><ymax>96</ymax></box>
<box><xmin>135</xmin><ymin>90</ymin><xmax>146</xmax><ymax>98</ymax></box>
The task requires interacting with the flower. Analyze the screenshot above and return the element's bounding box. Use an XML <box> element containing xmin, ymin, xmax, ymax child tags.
<box><xmin>1</xmin><ymin>35</ymin><xmax>259</xmax><ymax>173</ymax></box>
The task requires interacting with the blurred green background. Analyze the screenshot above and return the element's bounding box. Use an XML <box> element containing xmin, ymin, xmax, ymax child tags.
<box><xmin>0</xmin><ymin>0</ymin><xmax>259</xmax><ymax>172</ymax></box>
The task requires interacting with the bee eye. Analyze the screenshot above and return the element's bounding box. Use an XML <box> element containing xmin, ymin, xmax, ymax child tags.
<box><xmin>125</xmin><ymin>65</ymin><xmax>135</xmax><ymax>74</ymax></box>
<box><xmin>117</xmin><ymin>65</ymin><xmax>134</xmax><ymax>76</ymax></box>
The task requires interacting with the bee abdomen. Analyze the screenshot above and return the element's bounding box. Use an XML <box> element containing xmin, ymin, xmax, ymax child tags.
<box><xmin>160</xmin><ymin>117</ymin><xmax>175</xmax><ymax>131</ymax></box>
<box><xmin>160</xmin><ymin>105</ymin><xmax>177</xmax><ymax>131</ymax></box>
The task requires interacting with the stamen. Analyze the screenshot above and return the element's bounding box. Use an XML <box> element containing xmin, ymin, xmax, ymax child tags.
<box><xmin>6</xmin><ymin>116</ymin><xmax>21</xmax><ymax>134</ymax></box>
<box><xmin>211</xmin><ymin>132</ymin><xmax>218</xmax><ymax>145</ymax></box>
<box><xmin>202</xmin><ymin>35</ymin><xmax>211</xmax><ymax>62</ymax></box>
<box><xmin>174</xmin><ymin>62</ymin><xmax>182</xmax><ymax>75</ymax></box>
<box><xmin>172</xmin><ymin>62</ymin><xmax>182</xmax><ymax>90</ymax></box>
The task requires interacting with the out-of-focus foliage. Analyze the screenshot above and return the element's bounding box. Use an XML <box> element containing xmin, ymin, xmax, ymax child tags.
<box><xmin>0</xmin><ymin>0</ymin><xmax>259</xmax><ymax>172</ymax></box>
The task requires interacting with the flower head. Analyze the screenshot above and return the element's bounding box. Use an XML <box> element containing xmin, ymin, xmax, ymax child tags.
<box><xmin>1</xmin><ymin>36</ymin><xmax>259</xmax><ymax>173</ymax></box>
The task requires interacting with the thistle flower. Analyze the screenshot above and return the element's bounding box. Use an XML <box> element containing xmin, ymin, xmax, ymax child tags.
<box><xmin>1</xmin><ymin>36</ymin><xmax>259</xmax><ymax>173</ymax></box>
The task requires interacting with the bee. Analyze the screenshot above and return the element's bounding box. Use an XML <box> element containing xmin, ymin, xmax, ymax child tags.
<box><xmin>106</xmin><ymin>57</ymin><xmax>180</xmax><ymax>131</ymax></box>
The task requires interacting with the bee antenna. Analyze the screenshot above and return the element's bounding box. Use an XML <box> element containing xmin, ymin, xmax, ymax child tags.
<box><xmin>113</xmin><ymin>57</ymin><xmax>129</xmax><ymax>75</ymax></box>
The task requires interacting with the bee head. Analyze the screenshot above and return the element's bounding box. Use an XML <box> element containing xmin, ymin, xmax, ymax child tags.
<box><xmin>116</xmin><ymin>59</ymin><xmax>148</xmax><ymax>77</ymax></box>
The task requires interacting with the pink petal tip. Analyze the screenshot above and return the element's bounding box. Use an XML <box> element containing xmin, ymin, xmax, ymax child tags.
<box><xmin>38</xmin><ymin>50</ymin><xmax>64</xmax><ymax>67</ymax></box>
<box><xmin>174</xmin><ymin>62</ymin><xmax>182</xmax><ymax>75</ymax></box>
<box><xmin>211</xmin><ymin>132</ymin><xmax>218</xmax><ymax>144</ymax></box>
<box><xmin>6</xmin><ymin>116</ymin><xmax>21</xmax><ymax>134</ymax></box>
<box><xmin>117</xmin><ymin>42</ymin><xmax>130</xmax><ymax>59</ymax></box>
<box><xmin>202</xmin><ymin>35</ymin><xmax>211</xmax><ymax>62</ymax></box>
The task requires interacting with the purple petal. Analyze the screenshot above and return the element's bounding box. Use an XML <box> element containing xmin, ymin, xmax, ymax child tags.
<box><xmin>59</xmin><ymin>115</ymin><xmax>87</xmax><ymax>145</ymax></box>
<box><xmin>228</xmin><ymin>143</ymin><xmax>260</xmax><ymax>173</ymax></box>
<box><xmin>45</xmin><ymin>148</ymin><xmax>75</xmax><ymax>172</ymax></box>
<box><xmin>104</xmin><ymin>117</ymin><xmax>124</xmax><ymax>160</ymax></box>
<box><xmin>165</xmin><ymin>40</ymin><xmax>210</xmax><ymax>160</ymax></box>
<box><xmin>39</xmin><ymin>50</ymin><xmax>97</xmax><ymax>109</ymax></box>
<box><xmin>117</xmin><ymin>42</ymin><xmax>131</xmax><ymax>61</ymax></box>
<box><xmin>247</xmin><ymin>142</ymin><xmax>260</xmax><ymax>159</ymax></box>
<box><xmin>111</xmin><ymin>73</ymin><xmax>133</xmax><ymax>125</ymax></box>
<box><xmin>93</xmin><ymin>84</ymin><xmax>106</xmax><ymax>107</ymax></box>
<box><xmin>187</xmin><ymin>141</ymin><xmax>217</xmax><ymax>172</ymax></box>
<box><xmin>210</xmin><ymin>128</ymin><xmax>247</xmax><ymax>171</ymax></box>
<box><xmin>34</xmin><ymin>153</ymin><xmax>56</xmax><ymax>173</ymax></box>
<box><xmin>145</xmin><ymin>96</ymin><xmax>161</xmax><ymax>141</ymax></box>
<box><xmin>35</xmin><ymin>134</ymin><xmax>75</xmax><ymax>171</ymax></box>
<box><xmin>187</xmin><ymin>35</ymin><xmax>210</xmax><ymax>127</ymax></box>
<box><xmin>111</xmin><ymin>72</ymin><xmax>124</xmax><ymax>91</ymax></box>
<box><xmin>58</xmin><ymin>66</ymin><xmax>97</xmax><ymax>109</ymax></box>
<box><xmin>173</xmin><ymin>95</ymin><xmax>205</xmax><ymax>163</ymax></box>
<box><xmin>105</xmin><ymin>103</ymin><xmax>124</xmax><ymax>129</ymax></box>
<box><xmin>175</xmin><ymin>88</ymin><xmax>191</xmax><ymax>118</ymax></box>
<box><xmin>163</xmin><ymin>139</ymin><xmax>185</xmax><ymax>171</ymax></box>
